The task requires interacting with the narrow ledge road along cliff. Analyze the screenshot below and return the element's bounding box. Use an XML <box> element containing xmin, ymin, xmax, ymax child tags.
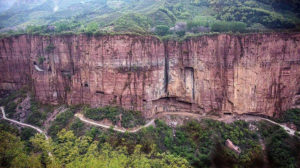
<box><xmin>75</xmin><ymin>112</ymin><xmax>298</xmax><ymax>136</ymax></box>
<box><xmin>1</xmin><ymin>33</ymin><xmax>300</xmax><ymax>118</ymax></box>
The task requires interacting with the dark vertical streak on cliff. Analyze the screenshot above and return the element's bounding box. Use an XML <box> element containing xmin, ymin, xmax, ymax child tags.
<box><xmin>67</xmin><ymin>36</ymin><xmax>75</xmax><ymax>74</ymax></box>
<box><xmin>164</xmin><ymin>41</ymin><xmax>169</xmax><ymax>95</ymax></box>
<box><xmin>28</xmin><ymin>35</ymin><xmax>36</xmax><ymax>96</ymax></box>
<box><xmin>192</xmin><ymin>68</ymin><xmax>195</xmax><ymax>100</ymax></box>
<box><xmin>24</xmin><ymin>36</ymin><xmax>31</xmax><ymax>90</ymax></box>
<box><xmin>1</xmin><ymin>39</ymin><xmax>7</xmax><ymax>54</ymax></box>
<box><xmin>275</xmin><ymin>69</ymin><xmax>283</xmax><ymax>117</ymax></box>
<box><xmin>237</xmin><ymin>36</ymin><xmax>244</xmax><ymax>58</ymax></box>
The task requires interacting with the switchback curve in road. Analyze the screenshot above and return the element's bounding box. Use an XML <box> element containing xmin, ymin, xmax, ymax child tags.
<box><xmin>1</xmin><ymin>106</ymin><xmax>53</xmax><ymax>157</ymax></box>
<box><xmin>1</xmin><ymin>106</ymin><xmax>49</xmax><ymax>139</ymax></box>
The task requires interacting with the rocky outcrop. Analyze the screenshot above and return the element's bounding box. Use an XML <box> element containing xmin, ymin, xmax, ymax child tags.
<box><xmin>225</xmin><ymin>139</ymin><xmax>241</xmax><ymax>154</ymax></box>
<box><xmin>0</xmin><ymin>33</ymin><xmax>300</xmax><ymax>118</ymax></box>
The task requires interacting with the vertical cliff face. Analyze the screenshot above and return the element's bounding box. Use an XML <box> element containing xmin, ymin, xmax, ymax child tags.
<box><xmin>0</xmin><ymin>33</ymin><xmax>300</xmax><ymax>117</ymax></box>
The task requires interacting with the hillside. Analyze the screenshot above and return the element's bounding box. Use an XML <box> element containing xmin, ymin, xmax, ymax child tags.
<box><xmin>0</xmin><ymin>0</ymin><xmax>300</xmax><ymax>37</ymax></box>
<box><xmin>1</xmin><ymin>1</ymin><xmax>300</xmax><ymax>167</ymax></box>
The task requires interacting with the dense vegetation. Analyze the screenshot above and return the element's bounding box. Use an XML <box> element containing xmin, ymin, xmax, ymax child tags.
<box><xmin>0</xmin><ymin>0</ymin><xmax>299</xmax><ymax>39</ymax></box>
<box><xmin>276</xmin><ymin>108</ymin><xmax>300</xmax><ymax>130</ymax></box>
<box><xmin>258</xmin><ymin>121</ymin><xmax>300</xmax><ymax>167</ymax></box>
<box><xmin>47</xmin><ymin>107</ymin><xmax>76</xmax><ymax>138</ymax></box>
<box><xmin>0</xmin><ymin>121</ymin><xmax>190</xmax><ymax>168</ymax></box>
<box><xmin>1</xmin><ymin>90</ymin><xmax>299</xmax><ymax>167</ymax></box>
<box><xmin>26</xmin><ymin>99</ymin><xmax>54</xmax><ymax>127</ymax></box>
<box><xmin>0</xmin><ymin>90</ymin><xmax>26</xmax><ymax>118</ymax></box>
<box><xmin>84</xmin><ymin>106</ymin><xmax>146</xmax><ymax>128</ymax></box>
<box><xmin>1</xmin><ymin>116</ymin><xmax>299</xmax><ymax>168</ymax></box>
<box><xmin>130</xmin><ymin>119</ymin><xmax>265</xmax><ymax>167</ymax></box>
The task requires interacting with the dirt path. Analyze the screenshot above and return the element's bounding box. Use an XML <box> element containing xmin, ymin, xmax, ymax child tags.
<box><xmin>75</xmin><ymin>112</ymin><xmax>298</xmax><ymax>135</ymax></box>
<box><xmin>75</xmin><ymin>112</ymin><xmax>221</xmax><ymax>133</ymax></box>
<box><xmin>1</xmin><ymin>106</ymin><xmax>53</xmax><ymax>157</ymax></box>
<box><xmin>75</xmin><ymin>113</ymin><xmax>155</xmax><ymax>133</ymax></box>
<box><xmin>1</xmin><ymin>106</ymin><xmax>49</xmax><ymax>139</ymax></box>
<box><xmin>44</xmin><ymin>106</ymin><xmax>67</xmax><ymax>130</ymax></box>
<box><xmin>238</xmin><ymin>115</ymin><xmax>297</xmax><ymax>136</ymax></box>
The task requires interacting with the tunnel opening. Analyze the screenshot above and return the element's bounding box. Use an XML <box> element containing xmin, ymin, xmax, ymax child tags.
<box><xmin>297</xmin><ymin>88</ymin><xmax>300</xmax><ymax>95</ymax></box>
<box><xmin>96</xmin><ymin>91</ymin><xmax>104</xmax><ymax>94</ymax></box>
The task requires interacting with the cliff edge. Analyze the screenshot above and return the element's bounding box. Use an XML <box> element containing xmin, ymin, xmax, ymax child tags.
<box><xmin>1</xmin><ymin>33</ymin><xmax>300</xmax><ymax>117</ymax></box>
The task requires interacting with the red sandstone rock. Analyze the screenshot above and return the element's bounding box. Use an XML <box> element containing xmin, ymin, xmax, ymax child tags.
<box><xmin>0</xmin><ymin>33</ymin><xmax>300</xmax><ymax>118</ymax></box>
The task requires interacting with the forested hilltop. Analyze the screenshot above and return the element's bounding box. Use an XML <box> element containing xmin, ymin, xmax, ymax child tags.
<box><xmin>0</xmin><ymin>0</ymin><xmax>300</xmax><ymax>38</ymax></box>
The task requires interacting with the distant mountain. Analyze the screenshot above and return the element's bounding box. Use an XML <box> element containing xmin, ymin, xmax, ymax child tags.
<box><xmin>0</xmin><ymin>0</ymin><xmax>16</xmax><ymax>13</ymax></box>
<box><xmin>0</xmin><ymin>0</ymin><xmax>299</xmax><ymax>33</ymax></box>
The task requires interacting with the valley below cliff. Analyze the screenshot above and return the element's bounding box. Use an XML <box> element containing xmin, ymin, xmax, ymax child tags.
<box><xmin>1</xmin><ymin>33</ymin><xmax>300</xmax><ymax>118</ymax></box>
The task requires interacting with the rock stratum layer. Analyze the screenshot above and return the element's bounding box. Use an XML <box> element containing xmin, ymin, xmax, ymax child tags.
<box><xmin>1</xmin><ymin>33</ymin><xmax>300</xmax><ymax>117</ymax></box>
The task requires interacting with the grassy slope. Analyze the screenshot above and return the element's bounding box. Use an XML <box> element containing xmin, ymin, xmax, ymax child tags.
<box><xmin>0</xmin><ymin>0</ymin><xmax>300</xmax><ymax>34</ymax></box>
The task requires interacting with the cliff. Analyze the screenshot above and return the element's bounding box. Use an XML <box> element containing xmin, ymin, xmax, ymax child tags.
<box><xmin>0</xmin><ymin>33</ymin><xmax>300</xmax><ymax>117</ymax></box>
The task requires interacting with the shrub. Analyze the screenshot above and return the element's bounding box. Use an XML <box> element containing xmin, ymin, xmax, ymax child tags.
<box><xmin>45</xmin><ymin>43</ymin><xmax>55</xmax><ymax>53</ymax></box>
<box><xmin>48</xmin><ymin>109</ymin><xmax>75</xmax><ymax>137</ymax></box>
<box><xmin>5</xmin><ymin>102</ymin><xmax>17</xmax><ymax>118</ymax></box>
<box><xmin>187</xmin><ymin>16</ymin><xmax>211</xmax><ymax>31</ymax></box>
<box><xmin>277</xmin><ymin>108</ymin><xmax>300</xmax><ymax>130</ymax></box>
<box><xmin>83</xmin><ymin>22</ymin><xmax>98</xmax><ymax>34</ymax></box>
<box><xmin>113</xmin><ymin>13</ymin><xmax>152</xmax><ymax>33</ymax></box>
<box><xmin>176</xmin><ymin>30</ymin><xmax>186</xmax><ymax>37</ymax></box>
<box><xmin>155</xmin><ymin>25</ymin><xmax>170</xmax><ymax>36</ymax></box>
<box><xmin>70</xmin><ymin>118</ymin><xmax>84</xmax><ymax>136</ymax></box>
<box><xmin>258</xmin><ymin>121</ymin><xmax>299</xmax><ymax>167</ymax></box>
<box><xmin>38</xmin><ymin>56</ymin><xmax>45</xmax><ymax>64</ymax></box>
<box><xmin>211</xmin><ymin>21</ymin><xmax>247</xmax><ymax>32</ymax></box>
<box><xmin>26</xmin><ymin>25</ymin><xmax>48</xmax><ymax>34</ymax></box>
<box><xmin>0</xmin><ymin>90</ymin><xmax>26</xmax><ymax>118</ymax></box>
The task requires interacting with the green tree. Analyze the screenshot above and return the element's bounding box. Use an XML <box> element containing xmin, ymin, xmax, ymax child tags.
<box><xmin>0</xmin><ymin>130</ymin><xmax>42</xmax><ymax>168</ymax></box>
<box><xmin>155</xmin><ymin>25</ymin><xmax>170</xmax><ymax>36</ymax></box>
<box><xmin>84</xmin><ymin>22</ymin><xmax>99</xmax><ymax>34</ymax></box>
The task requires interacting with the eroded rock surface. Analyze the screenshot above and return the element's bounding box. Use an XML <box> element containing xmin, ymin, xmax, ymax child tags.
<box><xmin>0</xmin><ymin>33</ymin><xmax>300</xmax><ymax>118</ymax></box>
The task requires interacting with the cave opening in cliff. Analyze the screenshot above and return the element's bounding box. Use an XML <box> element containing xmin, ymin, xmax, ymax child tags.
<box><xmin>96</xmin><ymin>91</ymin><xmax>104</xmax><ymax>94</ymax></box>
<box><xmin>297</xmin><ymin>88</ymin><xmax>300</xmax><ymax>95</ymax></box>
<box><xmin>224</xmin><ymin>112</ymin><xmax>233</xmax><ymax>115</ymax></box>
<box><xmin>84</xmin><ymin>83</ymin><xmax>89</xmax><ymax>87</ymax></box>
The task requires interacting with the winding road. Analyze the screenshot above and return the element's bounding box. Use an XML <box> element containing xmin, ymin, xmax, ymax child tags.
<box><xmin>0</xmin><ymin>106</ymin><xmax>49</xmax><ymax>139</ymax></box>
<box><xmin>2</xmin><ymin>104</ymin><xmax>297</xmax><ymax>161</ymax></box>
<box><xmin>75</xmin><ymin>113</ymin><xmax>155</xmax><ymax>133</ymax></box>
<box><xmin>1</xmin><ymin>106</ymin><xmax>53</xmax><ymax>157</ymax></box>
<box><xmin>75</xmin><ymin>112</ymin><xmax>298</xmax><ymax>136</ymax></box>
<box><xmin>238</xmin><ymin>115</ymin><xmax>297</xmax><ymax>136</ymax></box>
<box><xmin>1</xmin><ymin>105</ymin><xmax>297</xmax><ymax>136</ymax></box>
